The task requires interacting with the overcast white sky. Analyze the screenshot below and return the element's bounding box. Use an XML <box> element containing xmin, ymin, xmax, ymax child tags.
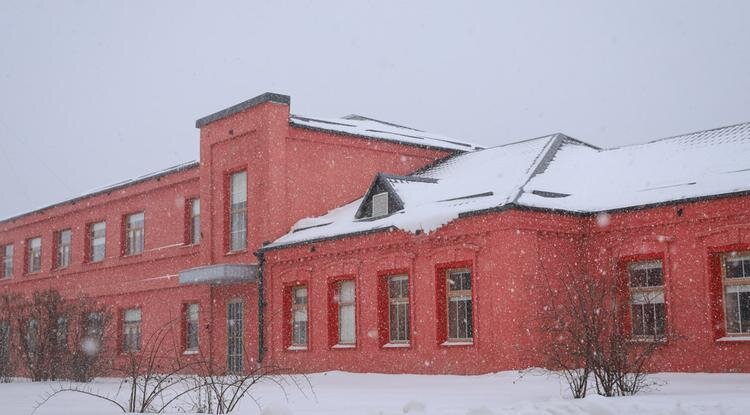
<box><xmin>1</xmin><ymin>1</ymin><xmax>749</xmax><ymax>220</ymax></box>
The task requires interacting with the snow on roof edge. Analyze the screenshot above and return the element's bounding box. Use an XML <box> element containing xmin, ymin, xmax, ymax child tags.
<box><xmin>0</xmin><ymin>161</ymin><xmax>200</xmax><ymax>224</ymax></box>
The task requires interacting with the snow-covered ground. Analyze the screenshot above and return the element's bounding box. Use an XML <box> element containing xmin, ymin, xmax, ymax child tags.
<box><xmin>4</xmin><ymin>370</ymin><xmax>749</xmax><ymax>415</ymax></box>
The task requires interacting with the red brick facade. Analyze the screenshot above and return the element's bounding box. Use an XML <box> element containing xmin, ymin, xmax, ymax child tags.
<box><xmin>1</xmin><ymin>93</ymin><xmax>748</xmax><ymax>374</ymax></box>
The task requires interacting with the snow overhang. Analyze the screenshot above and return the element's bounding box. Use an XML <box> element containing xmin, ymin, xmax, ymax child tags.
<box><xmin>179</xmin><ymin>264</ymin><xmax>258</xmax><ymax>285</ymax></box>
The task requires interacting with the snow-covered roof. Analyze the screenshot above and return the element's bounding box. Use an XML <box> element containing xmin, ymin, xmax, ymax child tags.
<box><xmin>269</xmin><ymin>121</ymin><xmax>750</xmax><ymax>248</ymax></box>
<box><xmin>290</xmin><ymin>114</ymin><xmax>482</xmax><ymax>152</ymax></box>
<box><xmin>269</xmin><ymin>135</ymin><xmax>559</xmax><ymax>247</ymax></box>
<box><xmin>520</xmin><ymin>122</ymin><xmax>750</xmax><ymax>212</ymax></box>
<box><xmin>0</xmin><ymin>161</ymin><xmax>199</xmax><ymax>223</ymax></box>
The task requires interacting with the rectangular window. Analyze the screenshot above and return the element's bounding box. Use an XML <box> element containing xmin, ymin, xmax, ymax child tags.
<box><xmin>0</xmin><ymin>320</ymin><xmax>9</xmax><ymax>369</ymax></box>
<box><xmin>227</xmin><ymin>299</ymin><xmax>244</xmax><ymax>373</ymax></box>
<box><xmin>337</xmin><ymin>280</ymin><xmax>356</xmax><ymax>345</ymax></box>
<box><xmin>291</xmin><ymin>286</ymin><xmax>308</xmax><ymax>347</ymax></box>
<box><xmin>86</xmin><ymin>312</ymin><xmax>105</xmax><ymax>341</ymax></box>
<box><xmin>628</xmin><ymin>260</ymin><xmax>666</xmax><ymax>338</ymax></box>
<box><xmin>372</xmin><ymin>192</ymin><xmax>389</xmax><ymax>217</ymax></box>
<box><xmin>56</xmin><ymin>316</ymin><xmax>69</xmax><ymax>350</ymax></box>
<box><xmin>723</xmin><ymin>252</ymin><xmax>750</xmax><ymax>335</ymax></box>
<box><xmin>185</xmin><ymin>303</ymin><xmax>199</xmax><ymax>352</ymax></box>
<box><xmin>388</xmin><ymin>275</ymin><xmax>410</xmax><ymax>343</ymax></box>
<box><xmin>125</xmin><ymin>212</ymin><xmax>145</xmax><ymax>256</ymax></box>
<box><xmin>122</xmin><ymin>308</ymin><xmax>142</xmax><ymax>352</ymax></box>
<box><xmin>188</xmin><ymin>198</ymin><xmax>201</xmax><ymax>245</ymax></box>
<box><xmin>89</xmin><ymin>221</ymin><xmax>106</xmax><ymax>262</ymax></box>
<box><xmin>55</xmin><ymin>229</ymin><xmax>72</xmax><ymax>269</ymax></box>
<box><xmin>26</xmin><ymin>237</ymin><xmax>42</xmax><ymax>274</ymax></box>
<box><xmin>446</xmin><ymin>269</ymin><xmax>473</xmax><ymax>341</ymax></box>
<box><xmin>26</xmin><ymin>319</ymin><xmax>38</xmax><ymax>356</ymax></box>
<box><xmin>1</xmin><ymin>245</ymin><xmax>12</xmax><ymax>278</ymax></box>
<box><xmin>229</xmin><ymin>171</ymin><xmax>247</xmax><ymax>252</ymax></box>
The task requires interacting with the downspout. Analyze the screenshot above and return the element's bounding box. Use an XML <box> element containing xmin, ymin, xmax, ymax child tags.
<box><xmin>254</xmin><ymin>247</ymin><xmax>267</xmax><ymax>363</ymax></box>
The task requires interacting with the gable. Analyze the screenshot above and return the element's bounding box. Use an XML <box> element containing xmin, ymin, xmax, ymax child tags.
<box><xmin>354</xmin><ymin>174</ymin><xmax>405</xmax><ymax>219</ymax></box>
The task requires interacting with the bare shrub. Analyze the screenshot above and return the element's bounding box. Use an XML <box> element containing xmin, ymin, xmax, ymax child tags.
<box><xmin>67</xmin><ymin>298</ymin><xmax>111</xmax><ymax>382</ymax></box>
<box><xmin>537</xmin><ymin>270</ymin><xmax>670</xmax><ymax>397</ymax></box>
<box><xmin>16</xmin><ymin>289</ymin><xmax>72</xmax><ymax>381</ymax></box>
<box><xmin>0</xmin><ymin>293</ymin><xmax>21</xmax><ymax>381</ymax></box>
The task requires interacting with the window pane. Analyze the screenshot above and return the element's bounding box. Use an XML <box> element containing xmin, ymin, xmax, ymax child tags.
<box><xmin>654</xmin><ymin>303</ymin><xmax>666</xmax><ymax>335</ymax></box>
<box><xmin>122</xmin><ymin>308</ymin><xmax>142</xmax><ymax>352</ymax></box>
<box><xmin>126</xmin><ymin>213</ymin><xmax>145</xmax><ymax>255</ymax></box>
<box><xmin>125</xmin><ymin>309</ymin><xmax>141</xmax><ymax>322</ymax></box>
<box><xmin>90</xmin><ymin>222</ymin><xmax>106</xmax><ymax>262</ymax></box>
<box><xmin>230</xmin><ymin>171</ymin><xmax>247</xmax><ymax>204</ymax></box>
<box><xmin>740</xmin><ymin>291</ymin><xmax>750</xmax><ymax>334</ymax></box>
<box><xmin>631</xmin><ymin>304</ymin><xmax>644</xmax><ymax>336</ymax></box>
<box><xmin>27</xmin><ymin>238</ymin><xmax>41</xmax><ymax>273</ymax></box>
<box><xmin>291</xmin><ymin>286</ymin><xmax>308</xmax><ymax>346</ymax></box>
<box><xmin>725</xmin><ymin>290</ymin><xmax>741</xmax><ymax>334</ymax></box>
<box><xmin>190</xmin><ymin>199</ymin><xmax>201</xmax><ymax>244</ymax></box>
<box><xmin>648</xmin><ymin>267</ymin><xmax>663</xmax><ymax>286</ymax></box>
<box><xmin>339</xmin><ymin>304</ymin><xmax>356</xmax><ymax>344</ymax></box>
<box><xmin>186</xmin><ymin>303</ymin><xmax>199</xmax><ymax>350</ymax></box>
<box><xmin>227</xmin><ymin>300</ymin><xmax>244</xmax><ymax>373</ymax></box>
<box><xmin>293</xmin><ymin>287</ymin><xmax>308</xmax><ymax>305</ymax></box>
<box><xmin>387</xmin><ymin>276</ymin><xmax>409</xmax><ymax>343</ymax></box>
<box><xmin>339</xmin><ymin>281</ymin><xmax>355</xmax><ymax>303</ymax></box>
<box><xmin>57</xmin><ymin>230</ymin><xmax>71</xmax><ymax>268</ymax></box>
<box><xmin>725</xmin><ymin>255</ymin><xmax>749</xmax><ymax>279</ymax></box>
<box><xmin>629</xmin><ymin>268</ymin><xmax>648</xmax><ymax>287</ymax></box>
<box><xmin>2</xmin><ymin>245</ymin><xmax>12</xmax><ymax>277</ymax></box>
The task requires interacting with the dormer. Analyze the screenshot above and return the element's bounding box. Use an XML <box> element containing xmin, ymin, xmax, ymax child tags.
<box><xmin>354</xmin><ymin>173</ymin><xmax>404</xmax><ymax>220</ymax></box>
<box><xmin>354</xmin><ymin>173</ymin><xmax>438</xmax><ymax>220</ymax></box>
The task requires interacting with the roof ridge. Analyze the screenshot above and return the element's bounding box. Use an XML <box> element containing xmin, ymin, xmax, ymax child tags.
<box><xmin>511</xmin><ymin>135</ymin><xmax>563</xmax><ymax>204</ymax></box>
<box><xmin>341</xmin><ymin>114</ymin><xmax>423</xmax><ymax>132</ymax></box>
<box><xmin>608</xmin><ymin>120</ymin><xmax>750</xmax><ymax>150</ymax></box>
<box><xmin>0</xmin><ymin>160</ymin><xmax>199</xmax><ymax>224</ymax></box>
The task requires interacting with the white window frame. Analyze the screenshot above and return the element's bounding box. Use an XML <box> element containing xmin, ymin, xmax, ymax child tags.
<box><xmin>1</xmin><ymin>245</ymin><xmax>12</xmax><ymax>278</ymax></box>
<box><xmin>185</xmin><ymin>303</ymin><xmax>200</xmax><ymax>352</ymax></box>
<box><xmin>89</xmin><ymin>221</ymin><xmax>106</xmax><ymax>262</ymax></box>
<box><xmin>227</xmin><ymin>299</ymin><xmax>244</xmax><ymax>373</ymax></box>
<box><xmin>446</xmin><ymin>268</ymin><xmax>473</xmax><ymax>342</ymax></box>
<box><xmin>387</xmin><ymin>275</ymin><xmax>410</xmax><ymax>344</ymax></box>
<box><xmin>56</xmin><ymin>229</ymin><xmax>72</xmax><ymax>269</ymax></box>
<box><xmin>722</xmin><ymin>251</ymin><xmax>750</xmax><ymax>336</ymax></box>
<box><xmin>337</xmin><ymin>280</ymin><xmax>356</xmax><ymax>345</ymax></box>
<box><xmin>27</xmin><ymin>237</ymin><xmax>42</xmax><ymax>274</ymax></box>
<box><xmin>125</xmin><ymin>212</ymin><xmax>145</xmax><ymax>256</ymax></box>
<box><xmin>229</xmin><ymin>171</ymin><xmax>248</xmax><ymax>252</ymax></box>
<box><xmin>189</xmin><ymin>198</ymin><xmax>201</xmax><ymax>245</ymax></box>
<box><xmin>291</xmin><ymin>286</ymin><xmax>308</xmax><ymax>348</ymax></box>
<box><xmin>628</xmin><ymin>260</ymin><xmax>666</xmax><ymax>339</ymax></box>
<box><xmin>122</xmin><ymin>308</ymin><xmax>142</xmax><ymax>353</ymax></box>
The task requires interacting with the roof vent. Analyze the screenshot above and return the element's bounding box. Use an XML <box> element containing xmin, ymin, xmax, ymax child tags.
<box><xmin>372</xmin><ymin>192</ymin><xmax>389</xmax><ymax>217</ymax></box>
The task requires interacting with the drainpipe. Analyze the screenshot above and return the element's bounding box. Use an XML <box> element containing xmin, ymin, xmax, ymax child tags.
<box><xmin>254</xmin><ymin>246</ymin><xmax>267</xmax><ymax>363</ymax></box>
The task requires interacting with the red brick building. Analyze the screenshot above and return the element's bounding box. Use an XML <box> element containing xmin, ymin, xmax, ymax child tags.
<box><xmin>1</xmin><ymin>92</ymin><xmax>748</xmax><ymax>375</ymax></box>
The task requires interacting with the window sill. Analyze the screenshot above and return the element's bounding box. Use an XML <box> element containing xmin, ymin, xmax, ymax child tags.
<box><xmin>332</xmin><ymin>344</ymin><xmax>356</xmax><ymax>349</ymax></box>
<box><xmin>383</xmin><ymin>343</ymin><xmax>410</xmax><ymax>349</ymax></box>
<box><xmin>182</xmin><ymin>350</ymin><xmax>199</xmax><ymax>355</ymax></box>
<box><xmin>287</xmin><ymin>345</ymin><xmax>308</xmax><ymax>351</ymax></box>
<box><xmin>225</xmin><ymin>249</ymin><xmax>248</xmax><ymax>257</ymax></box>
<box><xmin>717</xmin><ymin>336</ymin><xmax>750</xmax><ymax>342</ymax></box>
<box><xmin>441</xmin><ymin>340</ymin><xmax>474</xmax><ymax>347</ymax></box>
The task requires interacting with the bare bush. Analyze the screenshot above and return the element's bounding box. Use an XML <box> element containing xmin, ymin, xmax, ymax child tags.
<box><xmin>35</xmin><ymin>319</ymin><xmax>312</xmax><ymax>414</ymax></box>
<box><xmin>537</xmin><ymin>270</ymin><xmax>670</xmax><ymax>397</ymax></box>
<box><xmin>16</xmin><ymin>290</ymin><xmax>72</xmax><ymax>381</ymax></box>
<box><xmin>0</xmin><ymin>293</ymin><xmax>21</xmax><ymax>381</ymax></box>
